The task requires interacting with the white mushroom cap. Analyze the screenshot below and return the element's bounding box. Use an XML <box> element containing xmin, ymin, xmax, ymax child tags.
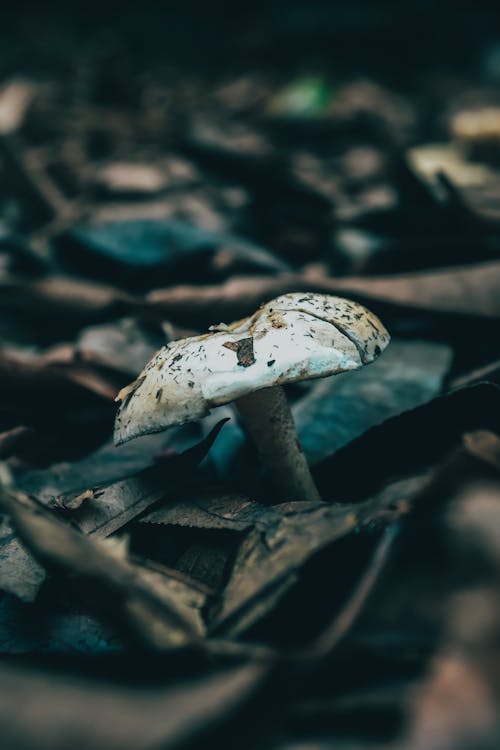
<box><xmin>114</xmin><ymin>293</ymin><xmax>390</xmax><ymax>445</ymax></box>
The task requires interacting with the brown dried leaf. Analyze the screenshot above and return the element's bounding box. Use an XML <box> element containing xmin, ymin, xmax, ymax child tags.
<box><xmin>0</xmin><ymin>660</ymin><xmax>266</xmax><ymax>750</ymax></box>
<box><xmin>0</xmin><ymin>80</ymin><xmax>34</xmax><ymax>135</ymax></box>
<box><xmin>393</xmin><ymin>445</ymin><xmax>500</xmax><ymax>749</ymax></box>
<box><xmin>0</xmin><ymin>518</ymin><xmax>45</xmax><ymax>602</ymax></box>
<box><xmin>146</xmin><ymin>260</ymin><xmax>500</xmax><ymax>327</ymax></box>
<box><xmin>76</xmin><ymin>317</ymin><xmax>164</xmax><ymax>376</ymax></box>
<box><xmin>0</xmin><ymin>348</ymin><xmax>114</xmax><ymax>403</ymax></box>
<box><xmin>0</xmin><ymin>485</ymin><xmax>204</xmax><ymax>650</ymax></box>
<box><xmin>72</xmin><ymin>419</ymin><xmax>227</xmax><ymax>539</ymax></box>
<box><xmin>143</xmin><ymin>492</ymin><xmax>267</xmax><ymax>530</ymax></box>
<box><xmin>0</xmin><ymin>421</ymin><xmax>225</xmax><ymax>602</ymax></box>
<box><xmin>210</xmin><ymin>493</ymin><xmax>406</xmax><ymax>637</ymax></box>
<box><xmin>0</xmin><ymin>275</ymin><xmax>138</xmax><ymax>322</ymax></box>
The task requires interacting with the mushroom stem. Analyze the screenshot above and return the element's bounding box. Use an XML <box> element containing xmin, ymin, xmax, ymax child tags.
<box><xmin>235</xmin><ymin>385</ymin><xmax>322</xmax><ymax>503</ymax></box>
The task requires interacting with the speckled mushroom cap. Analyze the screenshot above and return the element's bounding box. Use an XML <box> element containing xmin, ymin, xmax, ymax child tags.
<box><xmin>114</xmin><ymin>292</ymin><xmax>390</xmax><ymax>445</ymax></box>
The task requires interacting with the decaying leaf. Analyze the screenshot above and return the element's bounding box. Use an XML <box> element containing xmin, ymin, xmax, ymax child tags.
<box><xmin>0</xmin><ymin>276</ymin><xmax>139</xmax><ymax>324</ymax></box>
<box><xmin>0</xmin><ymin>660</ymin><xmax>267</xmax><ymax>750</ymax></box>
<box><xmin>76</xmin><ymin>317</ymin><xmax>165</xmax><ymax>376</ymax></box>
<box><xmin>73</xmin><ymin>419</ymin><xmax>227</xmax><ymax>539</ymax></box>
<box><xmin>0</xmin><ymin>593</ymin><xmax>123</xmax><ymax>655</ymax></box>
<box><xmin>294</xmin><ymin>339</ymin><xmax>452</xmax><ymax>464</ymax></box>
<box><xmin>16</xmin><ymin>427</ymin><xmax>195</xmax><ymax>502</ymax></box>
<box><xmin>143</xmin><ymin>492</ymin><xmax>268</xmax><ymax>530</ymax></box>
<box><xmin>314</xmin><ymin>383</ymin><xmax>500</xmax><ymax>501</ymax></box>
<box><xmin>1</xmin><ymin>421</ymin><xmax>226</xmax><ymax>602</ymax></box>
<box><xmin>0</xmin><ymin>519</ymin><xmax>45</xmax><ymax>602</ymax></box>
<box><xmin>145</xmin><ymin>261</ymin><xmax>500</xmax><ymax>328</ymax></box>
<box><xmin>209</xmin><ymin>493</ymin><xmax>406</xmax><ymax>637</ymax></box>
<box><xmin>407</xmin><ymin>143</ymin><xmax>499</xmax><ymax>189</ymax></box>
<box><xmin>0</xmin><ymin>484</ymin><xmax>206</xmax><ymax>650</ymax></box>
<box><xmin>343</xmin><ymin>432</ymin><xmax>500</xmax><ymax>749</ymax></box>
<box><xmin>57</xmin><ymin>217</ymin><xmax>290</xmax><ymax>289</ymax></box>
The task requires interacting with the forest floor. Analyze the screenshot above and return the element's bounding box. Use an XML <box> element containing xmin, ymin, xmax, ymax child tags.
<box><xmin>0</xmin><ymin>5</ymin><xmax>499</xmax><ymax>749</ymax></box>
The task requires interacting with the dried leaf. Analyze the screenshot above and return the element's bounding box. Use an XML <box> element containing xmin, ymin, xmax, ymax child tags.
<box><xmin>295</xmin><ymin>339</ymin><xmax>452</xmax><ymax>464</ymax></box>
<box><xmin>353</xmin><ymin>434</ymin><xmax>500</xmax><ymax>749</ymax></box>
<box><xmin>0</xmin><ymin>79</ymin><xmax>34</xmax><ymax>135</ymax></box>
<box><xmin>76</xmin><ymin>317</ymin><xmax>165</xmax><ymax>376</ymax></box>
<box><xmin>1</xmin><ymin>422</ymin><xmax>225</xmax><ymax>602</ymax></box>
<box><xmin>407</xmin><ymin>143</ymin><xmax>499</xmax><ymax>189</ymax></box>
<box><xmin>92</xmin><ymin>161</ymin><xmax>170</xmax><ymax>197</ymax></box>
<box><xmin>210</xmin><ymin>495</ymin><xmax>401</xmax><ymax>637</ymax></box>
<box><xmin>57</xmin><ymin>218</ymin><xmax>289</xmax><ymax>289</ymax></box>
<box><xmin>314</xmin><ymin>383</ymin><xmax>500</xmax><ymax>501</ymax></box>
<box><xmin>16</xmin><ymin>428</ymin><xmax>195</xmax><ymax>502</ymax></box>
<box><xmin>0</xmin><ymin>519</ymin><xmax>45</xmax><ymax>602</ymax></box>
<box><xmin>0</xmin><ymin>593</ymin><xmax>123</xmax><ymax>655</ymax></box>
<box><xmin>0</xmin><ymin>275</ymin><xmax>138</xmax><ymax>324</ymax></box>
<box><xmin>0</xmin><ymin>486</ymin><xmax>204</xmax><ymax>650</ymax></box>
<box><xmin>73</xmin><ymin>420</ymin><xmax>227</xmax><ymax>539</ymax></box>
<box><xmin>0</xmin><ymin>348</ymin><xmax>116</xmax><ymax>462</ymax></box>
<box><xmin>0</xmin><ymin>660</ymin><xmax>266</xmax><ymax>750</ymax></box>
<box><xmin>146</xmin><ymin>260</ymin><xmax>500</xmax><ymax>327</ymax></box>
<box><xmin>143</xmin><ymin>492</ymin><xmax>266</xmax><ymax>530</ymax></box>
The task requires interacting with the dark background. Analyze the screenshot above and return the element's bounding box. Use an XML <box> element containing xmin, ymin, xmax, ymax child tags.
<box><xmin>3</xmin><ymin>2</ymin><xmax>500</xmax><ymax>80</ymax></box>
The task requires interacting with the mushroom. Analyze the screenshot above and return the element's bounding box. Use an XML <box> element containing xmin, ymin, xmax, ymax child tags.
<box><xmin>114</xmin><ymin>293</ymin><xmax>390</xmax><ymax>502</ymax></box>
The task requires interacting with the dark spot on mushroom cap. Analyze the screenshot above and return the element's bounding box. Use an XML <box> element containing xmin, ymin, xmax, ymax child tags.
<box><xmin>223</xmin><ymin>337</ymin><xmax>256</xmax><ymax>367</ymax></box>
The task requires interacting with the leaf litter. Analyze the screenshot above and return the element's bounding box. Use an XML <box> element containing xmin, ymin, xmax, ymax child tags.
<box><xmin>0</xmin><ymin>8</ymin><xmax>499</xmax><ymax>749</ymax></box>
